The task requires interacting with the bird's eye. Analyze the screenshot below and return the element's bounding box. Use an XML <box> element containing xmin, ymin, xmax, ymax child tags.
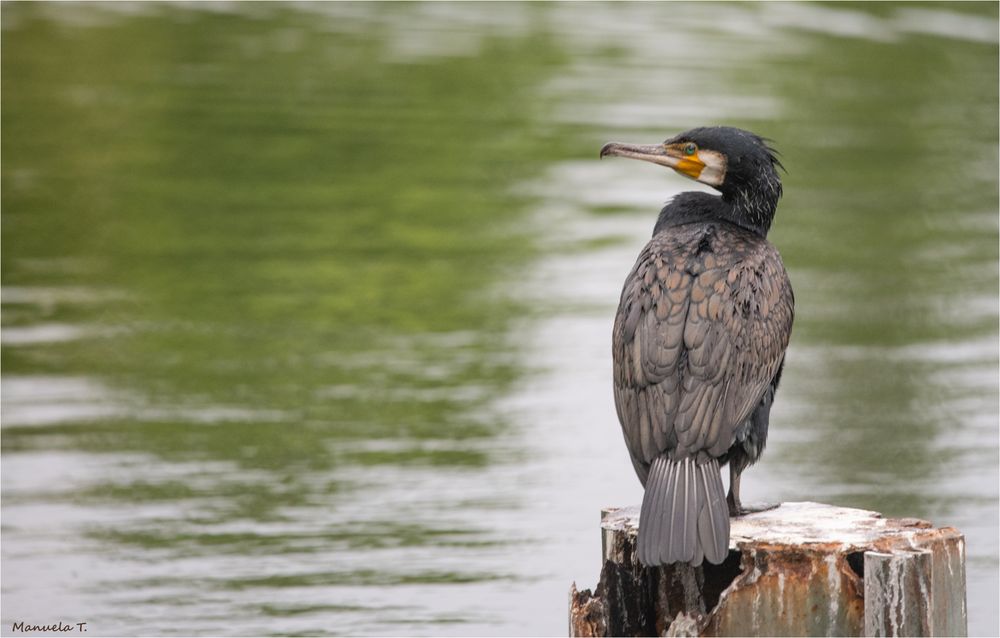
<box><xmin>684</xmin><ymin>143</ymin><xmax>697</xmax><ymax>156</ymax></box>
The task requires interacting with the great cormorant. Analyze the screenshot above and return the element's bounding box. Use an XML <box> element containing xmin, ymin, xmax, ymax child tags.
<box><xmin>601</xmin><ymin>126</ymin><xmax>794</xmax><ymax>567</ymax></box>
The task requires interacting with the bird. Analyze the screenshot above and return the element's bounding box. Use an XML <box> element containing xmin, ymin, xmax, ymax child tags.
<box><xmin>600</xmin><ymin>126</ymin><xmax>794</xmax><ymax>567</ymax></box>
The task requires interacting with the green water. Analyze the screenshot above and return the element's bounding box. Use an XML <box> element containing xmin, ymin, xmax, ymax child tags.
<box><xmin>2</xmin><ymin>3</ymin><xmax>997</xmax><ymax>636</ymax></box>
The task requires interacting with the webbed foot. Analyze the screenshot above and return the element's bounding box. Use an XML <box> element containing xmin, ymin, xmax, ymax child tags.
<box><xmin>732</xmin><ymin>502</ymin><xmax>780</xmax><ymax>516</ymax></box>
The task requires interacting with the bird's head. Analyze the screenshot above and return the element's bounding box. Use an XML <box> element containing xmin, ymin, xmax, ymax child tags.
<box><xmin>601</xmin><ymin>126</ymin><xmax>784</xmax><ymax>233</ymax></box>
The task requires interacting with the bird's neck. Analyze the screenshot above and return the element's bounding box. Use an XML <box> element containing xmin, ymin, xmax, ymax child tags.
<box><xmin>655</xmin><ymin>188</ymin><xmax>778</xmax><ymax>238</ymax></box>
<box><xmin>721</xmin><ymin>180</ymin><xmax>780</xmax><ymax>237</ymax></box>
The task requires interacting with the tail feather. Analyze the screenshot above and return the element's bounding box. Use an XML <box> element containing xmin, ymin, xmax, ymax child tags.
<box><xmin>697</xmin><ymin>461</ymin><xmax>730</xmax><ymax>564</ymax></box>
<box><xmin>637</xmin><ymin>455</ymin><xmax>730</xmax><ymax>567</ymax></box>
<box><xmin>638</xmin><ymin>452</ymin><xmax>669</xmax><ymax>565</ymax></box>
<box><xmin>668</xmin><ymin>457</ymin><xmax>700</xmax><ymax>564</ymax></box>
<box><xmin>637</xmin><ymin>456</ymin><xmax>664</xmax><ymax>564</ymax></box>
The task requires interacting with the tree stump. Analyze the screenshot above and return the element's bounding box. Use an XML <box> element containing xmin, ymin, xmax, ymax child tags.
<box><xmin>568</xmin><ymin>502</ymin><xmax>966</xmax><ymax>637</ymax></box>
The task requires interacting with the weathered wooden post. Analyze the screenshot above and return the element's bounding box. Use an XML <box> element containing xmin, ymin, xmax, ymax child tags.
<box><xmin>569</xmin><ymin>502</ymin><xmax>966</xmax><ymax>637</ymax></box>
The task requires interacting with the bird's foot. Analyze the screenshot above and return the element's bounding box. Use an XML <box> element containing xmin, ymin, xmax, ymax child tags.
<box><xmin>730</xmin><ymin>502</ymin><xmax>780</xmax><ymax>516</ymax></box>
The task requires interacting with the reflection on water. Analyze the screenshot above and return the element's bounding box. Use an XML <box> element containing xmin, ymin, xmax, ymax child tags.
<box><xmin>2</xmin><ymin>2</ymin><xmax>997</xmax><ymax>636</ymax></box>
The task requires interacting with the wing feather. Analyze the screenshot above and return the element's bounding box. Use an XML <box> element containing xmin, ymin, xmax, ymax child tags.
<box><xmin>613</xmin><ymin>223</ymin><xmax>794</xmax><ymax>472</ymax></box>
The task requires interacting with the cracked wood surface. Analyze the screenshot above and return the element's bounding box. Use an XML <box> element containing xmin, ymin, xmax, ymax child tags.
<box><xmin>569</xmin><ymin>502</ymin><xmax>966</xmax><ymax>637</ymax></box>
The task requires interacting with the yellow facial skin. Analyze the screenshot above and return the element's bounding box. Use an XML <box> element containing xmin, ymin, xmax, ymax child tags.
<box><xmin>670</xmin><ymin>144</ymin><xmax>706</xmax><ymax>180</ymax></box>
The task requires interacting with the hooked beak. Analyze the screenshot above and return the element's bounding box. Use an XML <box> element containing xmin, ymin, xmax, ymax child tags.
<box><xmin>600</xmin><ymin>141</ymin><xmax>705</xmax><ymax>181</ymax></box>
